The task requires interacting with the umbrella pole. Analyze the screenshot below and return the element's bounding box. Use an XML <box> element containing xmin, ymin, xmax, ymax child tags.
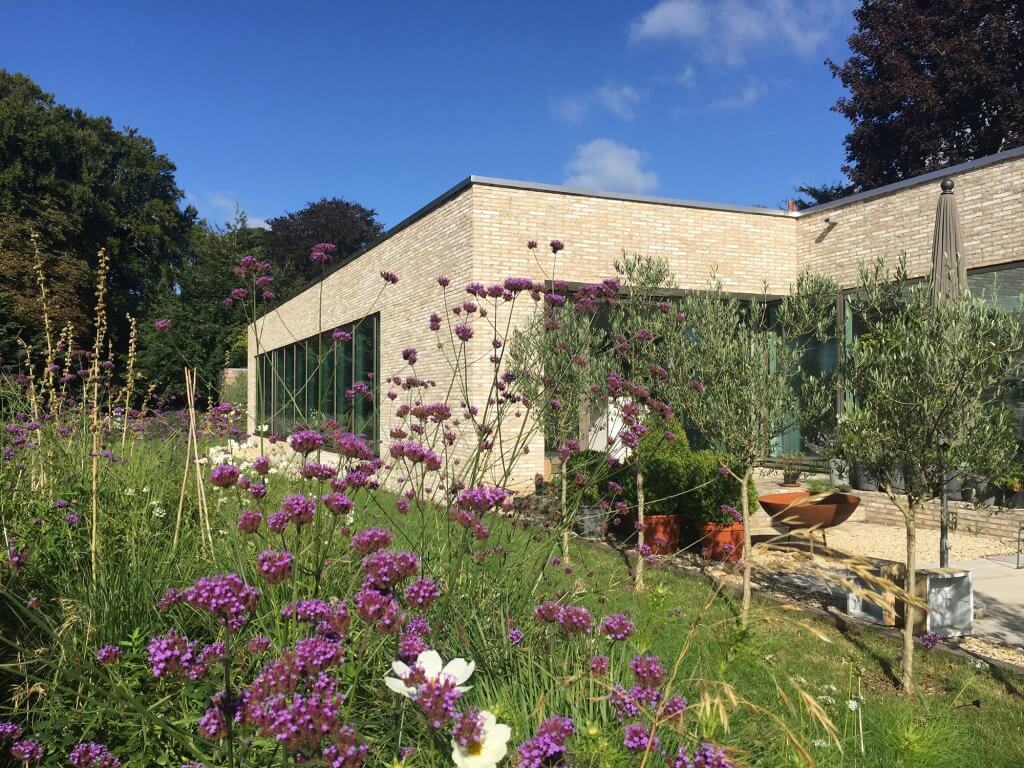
<box><xmin>940</xmin><ymin>485</ymin><xmax>950</xmax><ymax>567</ymax></box>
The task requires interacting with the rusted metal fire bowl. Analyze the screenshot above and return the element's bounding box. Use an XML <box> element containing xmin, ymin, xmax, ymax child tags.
<box><xmin>757</xmin><ymin>491</ymin><xmax>860</xmax><ymax>529</ymax></box>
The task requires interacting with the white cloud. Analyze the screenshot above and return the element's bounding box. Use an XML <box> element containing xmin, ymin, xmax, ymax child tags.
<box><xmin>708</xmin><ymin>81</ymin><xmax>762</xmax><ymax>110</ymax></box>
<box><xmin>630</xmin><ymin>0</ymin><xmax>709</xmax><ymax>42</ymax></box>
<box><xmin>203</xmin><ymin>191</ymin><xmax>271</xmax><ymax>229</ymax></box>
<box><xmin>564</xmin><ymin>139</ymin><xmax>658</xmax><ymax>195</ymax></box>
<box><xmin>630</xmin><ymin>0</ymin><xmax>852</xmax><ymax>65</ymax></box>
<box><xmin>554</xmin><ymin>83</ymin><xmax>643</xmax><ymax>122</ymax></box>
<box><xmin>676</xmin><ymin>65</ymin><xmax>697</xmax><ymax>88</ymax></box>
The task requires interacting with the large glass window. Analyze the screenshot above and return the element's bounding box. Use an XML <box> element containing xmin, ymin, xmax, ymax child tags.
<box><xmin>968</xmin><ymin>262</ymin><xmax>1024</xmax><ymax>312</ymax></box>
<box><xmin>255</xmin><ymin>313</ymin><xmax>380</xmax><ymax>444</ymax></box>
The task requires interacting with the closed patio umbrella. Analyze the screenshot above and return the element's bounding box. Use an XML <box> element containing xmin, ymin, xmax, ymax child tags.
<box><xmin>931</xmin><ymin>178</ymin><xmax>966</xmax><ymax>567</ymax></box>
<box><xmin>931</xmin><ymin>178</ymin><xmax>966</xmax><ymax>301</ymax></box>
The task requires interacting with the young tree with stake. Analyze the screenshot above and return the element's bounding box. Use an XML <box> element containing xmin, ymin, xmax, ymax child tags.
<box><xmin>836</xmin><ymin>259</ymin><xmax>1024</xmax><ymax>693</ymax></box>
<box><xmin>678</xmin><ymin>273</ymin><xmax>837</xmax><ymax>623</ymax></box>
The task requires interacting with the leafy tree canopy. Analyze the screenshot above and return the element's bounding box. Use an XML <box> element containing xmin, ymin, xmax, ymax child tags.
<box><xmin>263</xmin><ymin>198</ymin><xmax>384</xmax><ymax>302</ymax></box>
<box><xmin>137</xmin><ymin>212</ymin><xmax>264</xmax><ymax>404</ymax></box>
<box><xmin>827</xmin><ymin>1</ymin><xmax>1024</xmax><ymax>190</ymax></box>
<box><xmin>792</xmin><ymin>181</ymin><xmax>857</xmax><ymax>210</ymax></box>
<box><xmin>0</xmin><ymin>70</ymin><xmax>195</xmax><ymax>355</ymax></box>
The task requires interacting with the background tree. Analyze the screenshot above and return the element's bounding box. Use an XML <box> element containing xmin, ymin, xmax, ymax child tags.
<box><xmin>792</xmin><ymin>181</ymin><xmax>856</xmax><ymax>210</ymax></box>
<box><xmin>137</xmin><ymin>212</ymin><xmax>265</xmax><ymax>404</ymax></box>
<box><xmin>828</xmin><ymin>1</ymin><xmax>1024</xmax><ymax>190</ymax></box>
<box><xmin>679</xmin><ymin>273</ymin><xmax>837</xmax><ymax>622</ymax></box>
<box><xmin>835</xmin><ymin>259</ymin><xmax>1024</xmax><ymax>693</ymax></box>
<box><xmin>0</xmin><ymin>70</ymin><xmax>195</xmax><ymax>356</ymax></box>
<box><xmin>263</xmin><ymin>198</ymin><xmax>383</xmax><ymax>302</ymax></box>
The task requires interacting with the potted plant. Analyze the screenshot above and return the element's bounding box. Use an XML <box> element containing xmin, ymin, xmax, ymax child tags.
<box><xmin>676</xmin><ymin>450</ymin><xmax>755</xmax><ymax>562</ymax></box>
<box><xmin>994</xmin><ymin>469</ymin><xmax>1024</xmax><ymax>508</ymax></box>
<box><xmin>564</xmin><ymin>449</ymin><xmax>612</xmax><ymax>538</ymax></box>
<box><xmin>698</xmin><ymin>501</ymin><xmax>744</xmax><ymax>562</ymax></box>
<box><xmin>778</xmin><ymin>451</ymin><xmax>803</xmax><ymax>486</ymax></box>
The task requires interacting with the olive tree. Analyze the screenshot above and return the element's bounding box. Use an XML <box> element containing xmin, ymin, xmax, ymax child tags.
<box><xmin>678</xmin><ymin>273</ymin><xmax>838</xmax><ymax>623</ymax></box>
<box><xmin>836</xmin><ymin>260</ymin><xmax>1024</xmax><ymax>693</ymax></box>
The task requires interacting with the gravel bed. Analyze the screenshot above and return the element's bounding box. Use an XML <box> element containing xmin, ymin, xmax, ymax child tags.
<box><xmin>821</xmin><ymin>521</ymin><xmax>1016</xmax><ymax>564</ymax></box>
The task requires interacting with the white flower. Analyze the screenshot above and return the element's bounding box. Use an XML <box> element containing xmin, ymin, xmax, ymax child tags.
<box><xmin>451</xmin><ymin>710</ymin><xmax>511</xmax><ymax>768</ymax></box>
<box><xmin>384</xmin><ymin>650</ymin><xmax>475</xmax><ymax>698</ymax></box>
<box><xmin>812</xmin><ymin>738</ymin><xmax>829</xmax><ymax>749</ymax></box>
<box><xmin>141</xmin><ymin>486</ymin><xmax>150</xmax><ymax>493</ymax></box>
<box><xmin>125</xmin><ymin>488</ymin><xmax>136</xmax><ymax>497</ymax></box>
<box><xmin>847</xmin><ymin>699</ymin><xmax>859</xmax><ymax>711</ymax></box>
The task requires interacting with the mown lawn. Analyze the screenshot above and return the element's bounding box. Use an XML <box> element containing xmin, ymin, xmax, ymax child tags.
<box><xmin>400</xmin><ymin>506</ymin><xmax>1024</xmax><ymax>768</ymax></box>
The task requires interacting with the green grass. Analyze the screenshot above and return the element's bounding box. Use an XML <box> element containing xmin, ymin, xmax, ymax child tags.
<box><xmin>3</xmin><ymin>430</ymin><xmax>1023</xmax><ymax>768</ymax></box>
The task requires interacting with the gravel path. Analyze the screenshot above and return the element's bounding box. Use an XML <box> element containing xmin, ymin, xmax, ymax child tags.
<box><xmin>822</xmin><ymin>520</ymin><xmax>1016</xmax><ymax>565</ymax></box>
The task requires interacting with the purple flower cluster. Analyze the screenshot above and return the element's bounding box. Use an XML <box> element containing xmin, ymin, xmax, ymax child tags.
<box><xmin>310</xmin><ymin>242</ymin><xmax>337</xmax><ymax>263</ymax></box>
<box><xmin>354</xmin><ymin>588</ymin><xmax>402</xmax><ymax>633</ymax></box>
<box><xmin>210</xmin><ymin>462</ymin><xmax>240</xmax><ymax>488</ymax></box>
<box><xmin>289</xmin><ymin>429</ymin><xmax>324</xmax><ymax>455</ymax></box>
<box><xmin>321</xmin><ymin>491</ymin><xmax>355</xmax><ymax>516</ymax></box>
<box><xmin>96</xmin><ymin>644</ymin><xmax>121</xmax><ymax>664</ymax></box>
<box><xmin>389</xmin><ymin>441</ymin><xmax>443</xmax><ymax>471</ymax></box>
<box><xmin>258</xmin><ymin>550</ymin><xmax>294</xmax><ymax>585</ymax></box>
<box><xmin>624</xmin><ymin>722</ymin><xmax>658</xmax><ymax>752</ymax></box>
<box><xmin>239</xmin><ymin>636</ymin><xmax>364</xmax><ymax>758</ymax></box>
<box><xmin>411</xmin><ymin>671</ymin><xmax>464</xmax><ymax>729</ymax></box>
<box><xmin>451</xmin><ymin>708</ymin><xmax>484</xmax><ymax>748</ymax></box>
<box><xmin>673</xmin><ymin>743</ymin><xmax>734</xmax><ymax>768</ymax></box>
<box><xmin>69</xmin><ymin>742</ymin><xmax>120</xmax><ymax>767</ymax></box>
<box><xmin>920</xmin><ymin>631</ymin><xmax>941</xmax><ymax>650</ymax></box>
<box><xmin>721</xmin><ymin>504</ymin><xmax>742</xmax><ymax>523</ymax></box>
<box><xmin>269</xmin><ymin>494</ymin><xmax>316</xmax><ymax>532</ymax></box>
<box><xmin>630</xmin><ymin>654</ymin><xmax>667</xmax><ymax>689</ymax></box>
<box><xmin>361</xmin><ymin>550</ymin><xmax>420</xmax><ymax>590</ymax></box>
<box><xmin>178</xmin><ymin>573</ymin><xmax>259</xmax><ymax>631</ymax></box>
<box><xmin>11</xmin><ymin>738</ymin><xmax>43</xmax><ymax>762</ymax></box>
<box><xmin>404</xmin><ymin>576</ymin><xmax>440</xmax><ymax>608</ymax></box>
<box><xmin>301</xmin><ymin>461</ymin><xmax>337</xmax><ymax>481</ymax></box>
<box><xmin>252</xmin><ymin>455</ymin><xmax>271</xmax><ymax>474</ymax></box>
<box><xmin>282</xmin><ymin>599</ymin><xmax>351</xmax><ymax>638</ymax></box>
<box><xmin>237</xmin><ymin>509</ymin><xmax>263</xmax><ymax>533</ymax></box>
<box><xmin>351</xmin><ymin>527</ymin><xmax>393</xmax><ymax>554</ymax></box>
<box><xmin>599</xmin><ymin>613</ymin><xmax>636</xmax><ymax>641</ymax></box>
<box><xmin>516</xmin><ymin>715</ymin><xmax>574</xmax><ymax>768</ymax></box>
<box><xmin>153</xmin><ymin>318</ymin><xmax>171</xmax><ymax>332</ymax></box>
<box><xmin>533</xmin><ymin>601</ymin><xmax>593</xmax><ymax>635</ymax></box>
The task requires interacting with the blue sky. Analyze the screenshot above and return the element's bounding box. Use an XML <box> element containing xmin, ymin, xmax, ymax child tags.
<box><xmin>3</xmin><ymin>1</ymin><xmax>858</xmax><ymax>229</ymax></box>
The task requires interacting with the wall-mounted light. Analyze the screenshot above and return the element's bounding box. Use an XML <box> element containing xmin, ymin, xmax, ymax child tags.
<box><xmin>824</xmin><ymin>212</ymin><xmax>841</xmax><ymax>226</ymax></box>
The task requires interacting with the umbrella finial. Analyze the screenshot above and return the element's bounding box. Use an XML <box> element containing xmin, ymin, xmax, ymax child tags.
<box><xmin>941</xmin><ymin>178</ymin><xmax>955</xmax><ymax>193</ymax></box>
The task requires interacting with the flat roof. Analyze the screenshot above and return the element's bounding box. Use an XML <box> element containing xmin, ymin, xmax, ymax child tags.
<box><xmin>256</xmin><ymin>144</ymin><xmax>1024</xmax><ymax>318</ymax></box>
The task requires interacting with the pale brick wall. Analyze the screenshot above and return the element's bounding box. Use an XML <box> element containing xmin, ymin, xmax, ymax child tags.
<box><xmin>471</xmin><ymin>184</ymin><xmax>799</xmax><ymax>296</ymax></box>
<box><xmin>797</xmin><ymin>154</ymin><xmax>1024</xmax><ymax>288</ymax></box>
<box><xmin>247</xmin><ymin>186</ymin><xmax>477</xmax><ymax>461</ymax></box>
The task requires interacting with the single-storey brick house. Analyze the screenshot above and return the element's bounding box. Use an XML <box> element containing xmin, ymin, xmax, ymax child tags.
<box><xmin>248</xmin><ymin>146</ymin><xmax>1024</xmax><ymax>492</ymax></box>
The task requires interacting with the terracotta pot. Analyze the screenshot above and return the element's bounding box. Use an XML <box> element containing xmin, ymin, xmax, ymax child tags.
<box><xmin>758</xmin><ymin>491</ymin><xmax>860</xmax><ymax>529</ymax></box>
<box><xmin>700</xmin><ymin>522</ymin><xmax>743</xmax><ymax>561</ymax></box>
<box><xmin>642</xmin><ymin>514</ymin><xmax>680</xmax><ymax>555</ymax></box>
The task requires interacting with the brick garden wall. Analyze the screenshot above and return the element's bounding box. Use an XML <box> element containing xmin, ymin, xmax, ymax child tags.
<box><xmin>856</xmin><ymin>491</ymin><xmax>1024</xmax><ymax>540</ymax></box>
